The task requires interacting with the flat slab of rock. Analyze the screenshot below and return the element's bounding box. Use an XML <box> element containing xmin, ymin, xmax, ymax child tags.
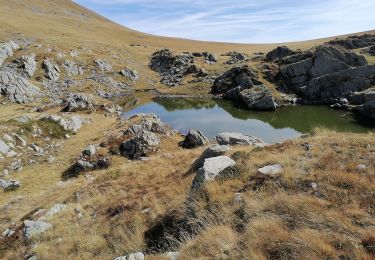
<box><xmin>216</xmin><ymin>132</ymin><xmax>260</xmax><ymax>146</ymax></box>
<box><xmin>23</xmin><ymin>220</ymin><xmax>52</xmax><ymax>239</ymax></box>
<box><xmin>189</xmin><ymin>145</ymin><xmax>230</xmax><ymax>173</ymax></box>
<box><xmin>258</xmin><ymin>164</ymin><xmax>283</xmax><ymax>176</ymax></box>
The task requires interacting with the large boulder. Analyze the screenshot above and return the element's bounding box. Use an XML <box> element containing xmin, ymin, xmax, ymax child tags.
<box><xmin>212</xmin><ymin>65</ymin><xmax>259</xmax><ymax>94</ymax></box>
<box><xmin>62</xmin><ymin>93</ymin><xmax>94</xmax><ymax>112</ymax></box>
<box><xmin>0</xmin><ymin>40</ymin><xmax>19</xmax><ymax>66</ymax></box>
<box><xmin>0</xmin><ymin>71</ymin><xmax>40</xmax><ymax>103</ymax></box>
<box><xmin>180</xmin><ymin>129</ymin><xmax>209</xmax><ymax>148</ymax></box>
<box><xmin>189</xmin><ymin>145</ymin><xmax>230</xmax><ymax>173</ymax></box>
<box><xmin>191</xmin><ymin>156</ymin><xmax>236</xmax><ymax>190</ymax></box>
<box><xmin>120</xmin><ymin>131</ymin><xmax>160</xmax><ymax>159</ymax></box>
<box><xmin>43</xmin><ymin>59</ymin><xmax>60</xmax><ymax>81</ymax></box>
<box><xmin>126</xmin><ymin>115</ymin><xmax>172</xmax><ymax>136</ymax></box>
<box><xmin>265</xmin><ymin>46</ymin><xmax>294</xmax><ymax>62</ymax></box>
<box><xmin>23</xmin><ymin>220</ymin><xmax>52</xmax><ymax>239</ymax></box>
<box><xmin>216</xmin><ymin>132</ymin><xmax>260</xmax><ymax>146</ymax></box>
<box><xmin>239</xmin><ymin>85</ymin><xmax>277</xmax><ymax>110</ymax></box>
<box><xmin>354</xmin><ymin>101</ymin><xmax>375</xmax><ymax>120</ymax></box>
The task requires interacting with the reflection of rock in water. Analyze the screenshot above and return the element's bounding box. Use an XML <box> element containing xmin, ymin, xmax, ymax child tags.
<box><xmin>153</xmin><ymin>97</ymin><xmax>216</xmax><ymax>111</ymax></box>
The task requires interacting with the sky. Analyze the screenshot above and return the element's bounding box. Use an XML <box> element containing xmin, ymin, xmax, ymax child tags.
<box><xmin>74</xmin><ymin>0</ymin><xmax>375</xmax><ymax>43</ymax></box>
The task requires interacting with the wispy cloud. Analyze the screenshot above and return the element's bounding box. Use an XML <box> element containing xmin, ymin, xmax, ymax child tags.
<box><xmin>74</xmin><ymin>0</ymin><xmax>375</xmax><ymax>43</ymax></box>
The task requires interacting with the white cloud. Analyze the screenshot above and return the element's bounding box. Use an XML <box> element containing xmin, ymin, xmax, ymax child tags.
<box><xmin>75</xmin><ymin>0</ymin><xmax>375</xmax><ymax>43</ymax></box>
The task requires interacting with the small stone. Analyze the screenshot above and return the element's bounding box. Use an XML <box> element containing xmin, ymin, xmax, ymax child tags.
<box><xmin>310</xmin><ymin>182</ymin><xmax>318</xmax><ymax>190</ymax></box>
<box><xmin>82</xmin><ymin>145</ymin><xmax>96</xmax><ymax>157</ymax></box>
<box><xmin>257</xmin><ymin>164</ymin><xmax>283</xmax><ymax>176</ymax></box>
<box><xmin>166</xmin><ymin>252</ymin><xmax>179</xmax><ymax>260</ymax></box>
<box><xmin>356</xmin><ymin>164</ymin><xmax>367</xmax><ymax>172</ymax></box>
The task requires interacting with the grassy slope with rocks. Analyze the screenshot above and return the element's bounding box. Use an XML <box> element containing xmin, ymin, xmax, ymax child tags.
<box><xmin>0</xmin><ymin>0</ymin><xmax>374</xmax><ymax>259</ymax></box>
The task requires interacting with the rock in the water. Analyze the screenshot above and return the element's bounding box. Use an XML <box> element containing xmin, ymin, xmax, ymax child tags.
<box><xmin>189</xmin><ymin>145</ymin><xmax>230</xmax><ymax>173</ymax></box>
<box><xmin>114</xmin><ymin>252</ymin><xmax>145</xmax><ymax>260</ymax></box>
<box><xmin>23</xmin><ymin>220</ymin><xmax>52</xmax><ymax>239</ymax></box>
<box><xmin>120</xmin><ymin>68</ymin><xmax>139</xmax><ymax>81</ymax></box>
<box><xmin>191</xmin><ymin>156</ymin><xmax>236</xmax><ymax>190</ymax></box>
<box><xmin>266</xmin><ymin>46</ymin><xmax>294</xmax><ymax>61</ymax></box>
<box><xmin>212</xmin><ymin>65</ymin><xmax>259</xmax><ymax>94</ymax></box>
<box><xmin>354</xmin><ymin>101</ymin><xmax>375</xmax><ymax>120</ymax></box>
<box><xmin>0</xmin><ymin>179</ymin><xmax>21</xmax><ymax>191</ymax></box>
<box><xmin>82</xmin><ymin>145</ymin><xmax>96</xmax><ymax>157</ymax></box>
<box><xmin>62</xmin><ymin>93</ymin><xmax>94</xmax><ymax>112</ymax></box>
<box><xmin>0</xmin><ymin>71</ymin><xmax>39</xmax><ymax>103</ymax></box>
<box><xmin>43</xmin><ymin>59</ymin><xmax>60</xmax><ymax>81</ymax></box>
<box><xmin>17</xmin><ymin>54</ymin><xmax>37</xmax><ymax>78</ymax></box>
<box><xmin>95</xmin><ymin>59</ymin><xmax>112</xmax><ymax>72</ymax></box>
<box><xmin>216</xmin><ymin>132</ymin><xmax>260</xmax><ymax>145</ymax></box>
<box><xmin>239</xmin><ymin>85</ymin><xmax>277</xmax><ymax>111</ymax></box>
<box><xmin>180</xmin><ymin>129</ymin><xmax>209</xmax><ymax>148</ymax></box>
<box><xmin>258</xmin><ymin>164</ymin><xmax>283</xmax><ymax>176</ymax></box>
<box><xmin>63</xmin><ymin>60</ymin><xmax>83</xmax><ymax>76</ymax></box>
<box><xmin>0</xmin><ymin>40</ymin><xmax>19</xmax><ymax>66</ymax></box>
<box><xmin>120</xmin><ymin>131</ymin><xmax>160</xmax><ymax>159</ymax></box>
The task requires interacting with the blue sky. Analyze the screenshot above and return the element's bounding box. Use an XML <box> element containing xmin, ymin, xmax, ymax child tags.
<box><xmin>74</xmin><ymin>0</ymin><xmax>375</xmax><ymax>43</ymax></box>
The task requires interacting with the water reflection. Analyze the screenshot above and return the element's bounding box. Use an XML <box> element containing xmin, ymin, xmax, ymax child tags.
<box><xmin>124</xmin><ymin>97</ymin><xmax>373</xmax><ymax>143</ymax></box>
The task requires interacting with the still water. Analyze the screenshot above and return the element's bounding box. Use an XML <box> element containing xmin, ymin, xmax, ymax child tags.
<box><xmin>124</xmin><ymin>98</ymin><xmax>374</xmax><ymax>143</ymax></box>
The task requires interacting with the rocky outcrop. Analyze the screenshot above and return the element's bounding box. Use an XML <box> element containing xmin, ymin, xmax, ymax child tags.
<box><xmin>180</xmin><ymin>129</ymin><xmax>209</xmax><ymax>148</ymax></box>
<box><xmin>348</xmin><ymin>87</ymin><xmax>375</xmax><ymax>105</ymax></box>
<box><xmin>62</xmin><ymin>93</ymin><xmax>94</xmax><ymax>112</ymax></box>
<box><xmin>43</xmin><ymin>59</ymin><xmax>60</xmax><ymax>81</ymax></box>
<box><xmin>328</xmin><ymin>34</ymin><xmax>375</xmax><ymax>50</ymax></box>
<box><xmin>126</xmin><ymin>115</ymin><xmax>172</xmax><ymax>136</ymax></box>
<box><xmin>0</xmin><ymin>71</ymin><xmax>40</xmax><ymax>103</ymax></box>
<box><xmin>0</xmin><ymin>179</ymin><xmax>21</xmax><ymax>191</ymax></box>
<box><xmin>202</xmin><ymin>52</ymin><xmax>217</xmax><ymax>64</ymax></box>
<box><xmin>265</xmin><ymin>46</ymin><xmax>294</xmax><ymax>62</ymax></box>
<box><xmin>239</xmin><ymin>85</ymin><xmax>277</xmax><ymax>110</ymax></box>
<box><xmin>216</xmin><ymin>132</ymin><xmax>262</xmax><ymax>146</ymax></box>
<box><xmin>17</xmin><ymin>54</ymin><xmax>37</xmax><ymax>78</ymax></box>
<box><xmin>63</xmin><ymin>60</ymin><xmax>83</xmax><ymax>75</ymax></box>
<box><xmin>120</xmin><ymin>68</ymin><xmax>139</xmax><ymax>81</ymax></box>
<box><xmin>41</xmin><ymin>114</ymin><xmax>83</xmax><ymax>133</ymax></box>
<box><xmin>0</xmin><ymin>40</ymin><xmax>19</xmax><ymax>66</ymax></box>
<box><xmin>120</xmin><ymin>130</ymin><xmax>160</xmax><ymax>159</ymax></box>
<box><xmin>149</xmin><ymin>49</ymin><xmax>199</xmax><ymax>86</ymax></box>
<box><xmin>95</xmin><ymin>59</ymin><xmax>112</xmax><ymax>72</ymax></box>
<box><xmin>224</xmin><ymin>52</ymin><xmax>248</xmax><ymax>64</ymax></box>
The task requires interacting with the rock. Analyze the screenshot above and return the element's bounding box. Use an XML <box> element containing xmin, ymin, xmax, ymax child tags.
<box><xmin>354</xmin><ymin>101</ymin><xmax>375</xmax><ymax>120</ymax></box>
<box><xmin>63</xmin><ymin>60</ymin><xmax>83</xmax><ymax>75</ymax></box>
<box><xmin>216</xmin><ymin>132</ymin><xmax>260</xmax><ymax>145</ymax></box>
<box><xmin>82</xmin><ymin>145</ymin><xmax>96</xmax><ymax>157</ymax></box>
<box><xmin>224</xmin><ymin>52</ymin><xmax>248</xmax><ymax>64</ymax></box>
<box><xmin>362</xmin><ymin>45</ymin><xmax>375</xmax><ymax>56</ymax></box>
<box><xmin>15</xmin><ymin>115</ymin><xmax>31</xmax><ymax>123</ymax></box>
<box><xmin>2</xmin><ymin>134</ymin><xmax>13</xmax><ymax>142</ymax></box>
<box><xmin>202</xmin><ymin>52</ymin><xmax>217</xmax><ymax>64</ymax></box>
<box><xmin>310</xmin><ymin>182</ymin><xmax>318</xmax><ymax>190</ymax></box>
<box><xmin>114</xmin><ymin>252</ymin><xmax>145</xmax><ymax>260</ymax></box>
<box><xmin>212</xmin><ymin>65</ymin><xmax>259</xmax><ymax>94</ymax></box>
<box><xmin>328</xmin><ymin>34</ymin><xmax>375</xmax><ymax>49</ymax></box>
<box><xmin>0</xmin><ymin>139</ymin><xmax>11</xmax><ymax>154</ymax></box>
<box><xmin>1</xmin><ymin>228</ymin><xmax>15</xmax><ymax>238</ymax></box>
<box><xmin>191</xmin><ymin>156</ymin><xmax>236</xmax><ymax>190</ymax></box>
<box><xmin>266</xmin><ymin>46</ymin><xmax>294</xmax><ymax>61</ymax></box>
<box><xmin>126</xmin><ymin>115</ymin><xmax>172</xmax><ymax>136</ymax></box>
<box><xmin>166</xmin><ymin>252</ymin><xmax>179</xmax><ymax>260</ymax></box>
<box><xmin>0</xmin><ymin>71</ymin><xmax>40</xmax><ymax>103</ymax></box>
<box><xmin>356</xmin><ymin>164</ymin><xmax>367</xmax><ymax>172</ymax></box>
<box><xmin>189</xmin><ymin>145</ymin><xmax>230</xmax><ymax>173</ymax></box>
<box><xmin>17</xmin><ymin>54</ymin><xmax>37</xmax><ymax>78</ymax></box>
<box><xmin>23</xmin><ymin>220</ymin><xmax>52</xmax><ymax>239</ymax></box>
<box><xmin>120</xmin><ymin>68</ymin><xmax>139</xmax><ymax>81</ymax></box>
<box><xmin>257</xmin><ymin>164</ymin><xmax>284</xmax><ymax>176</ymax></box>
<box><xmin>6</xmin><ymin>150</ymin><xmax>17</xmax><ymax>157</ymax></box>
<box><xmin>41</xmin><ymin>114</ymin><xmax>83</xmax><ymax>133</ymax></box>
<box><xmin>180</xmin><ymin>129</ymin><xmax>209</xmax><ymax>148</ymax></box>
<box><xmin>10</xmin><ymin>159</ymin><xmax>23</xmax><ymax>171</ymax></box>
<box><xmin>42</xmin><ymin>59</ymin><xmax>60</xmax><ymax>81</ymax></box>
<box><xmin>95</xmin><ymin>59</ymin><xmax>112</xmax><ymax>72</ymax></box>
<box><xmin>13</xmin><ymin>134</ymin><xmax>27</xmax><ymax>146</ymax></box>
<box><xmin>239</xmin><ymin>85</ymin><xmax>277</xmax><ymax>111</ymax></box>
<box><xmin>62</xmin><ymin>93</ymin><xmax>94</xmax><ymax>112</ymax></box>
<box><xmin>43</xmin><ymin>203</ymin><xmax>66</xmax><ymax>219</ymax></box>
<box><xmin>348</xmin><ymin>87</ymin><xmax>375</xmax><ymax>105</ymax></box>
<box><xmin>0</xmin><ymin>40</ymin><xmax>19</xmax><ymax>66</ymax></box>
<box><xmin>149</xmin><ymin>49</ymin><xmax>198</xmax><ymax>86</ymax></box>
<box><xmin>62</xmin><ymin>160</ymin><xmax>95</xmax><ymax>179</ymax></box>
<box><xmin>120</xmin><ymin>131</ymin><xmax>160</xmax><ymax>159</ymax></box>
<box><xmin>0</xmin><ymin>179</ymin><xmax>21</xmax><ymax>191</ymax></box>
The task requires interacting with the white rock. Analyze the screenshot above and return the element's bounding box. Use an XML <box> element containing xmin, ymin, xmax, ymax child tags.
<box><xmin>82</xmin><ymin>145</ymin><xmax>96</xmax><ymax>157</ymax></box>
<box><xmin>114</xmin><ymin>252</ymin><xmax>145</xmax><ymax>260</ymax></box>
<box><xmin>6</xmin><ymin>150</ymin><xmax>17</xmax><ymax>157</ymax></box>
<box><xmin>166</xmin><ymin>252</ymin><xmax>179</xmax><ymax>260</ymax></box>
<box><xmin>216</xmin><ymin>132</ymin><xmax>260</xmax><ymax>145</ymax></box>
<box><xmin>0</xmin><ymin>139</ymin><xmax>10</xmax><ymax>154</ymax></box>
<box><xmin>257</xmin><ymin>164</ymin><xmax>283</xmax><ymax>176</ymax></box>
<box><xmin>43</xmin><ymin>203</ymin><xmax>66</xmax><ymax>219</ymax></box>
<box><xmin>23</xmin><ymin>220</ymin><xmax>52</xmax><ymax>239</ymax></box>
<box><xmin>199</xmin><ymin>156</ymin><xmax>236</xmax><ymax>181</ymax></box>
<box><xmin>0</xmin><ymin>179</ymin><xmax>21</xmax><ymax>191</ymax></box>
<box><xmin>356</xmin><ymin>164</ymin><xmax>367</xmax><ymax>172</ymax></box>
